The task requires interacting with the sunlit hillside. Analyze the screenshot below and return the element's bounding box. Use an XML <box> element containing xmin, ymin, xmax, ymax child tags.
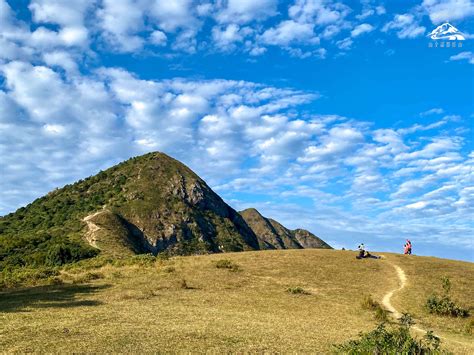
<box><xmin>1</xmin><ymin>249</ymin><xmax>472</xmax><ymax>353</ymax></box>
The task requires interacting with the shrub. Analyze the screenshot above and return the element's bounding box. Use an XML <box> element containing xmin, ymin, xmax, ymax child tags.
<box><xmin>374</xmin><ymin>306</ymin><xmax>389</xmax><ymax>322</ymax></box>
<box><xmin>215</xmin><ymin>259</ymin><xmax>240</xmax><ymax>272</ymax></box>
<box><xmin>425</xmin><ymin>277</ymin><xmax>469</xmax><ymax>318</ymax></box>
<box><xmin>334</xmin><ymin>315</ymin><xmax>446</xmax><ymax>354</ymax></box>
<box><xmin>287</xmin><ymin>287</ymin><xmax>311</xmax><ymax>295</ymax></box>
<box><xmin>426</xmin><ymin>294</ymin><xmax>469</xmax><ymax>318</ymax></box>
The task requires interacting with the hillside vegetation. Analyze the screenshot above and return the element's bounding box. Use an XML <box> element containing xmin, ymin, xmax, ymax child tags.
<box><xmin>1</xmin><ymin>249</ymin><xmax>472</xmax><ymax>353</ymax></box>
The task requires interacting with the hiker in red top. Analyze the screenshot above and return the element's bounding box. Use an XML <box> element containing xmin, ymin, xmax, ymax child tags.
<box><xmin>406</xmin><ymin>240</ymin><xmax>412</xmax><ymax>255</ymax></box>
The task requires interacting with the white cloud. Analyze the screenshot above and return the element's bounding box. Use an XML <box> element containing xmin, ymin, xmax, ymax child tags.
<box><xmin>336</xmin><ymin>37</ymin><xmax>352</xmax><ymax>50</ymax></box>
<box><xmin>351</xmin><ymin>23</ymin><xmax>374</xmax><ymax>37</ymax></box>
<box><xmin>260</xmin><ymin>20</ymin><xmax>317</xmax><ymax>46</ymax></box>
<box><xmin>215</xmin><ymin>0</ymin><xmax>278</xmax><ymax>24</ymax></box>
<box><xmin>29</xmin><ymin>0</ymin><xmax>93</xmax><ymax>27</ymax></box>
<box><xmin>289</xmin><ymin>0</ymin><xmax>351</xmax><ymax>26</ymax></box>
<box><xmin>449</xmin><ymin>51</ymin><xmax>474</xmax><ymax>64</ymax></box>
<box><xmin>149</xmin><ymin>30</ymin><xmax>167</xmax><ymax>46</ymax></box>
<box><xmin>298</xmin><ymin>126</ymin><xmax>364</xmax><ymax>163</ymax></box>
<box><xmin>212</xmin><ymin>24</ymin><xmax>244</xmax><ymax>51</ymax></box>
<box><xmin>356</xmin><ymin>9</ymin><xmax>374</xmax><ymax>20</ymax></box>
<box><xmin>375</xmin><ymin>6</ymin><xmax>386</xmax><ymax>15</ymax></box>
<box><xmin>98</xmin><ymin>0</ymin><xmax>145</xmax><ymax>52</ymax></box>
<box><xmin>406</xmin><ymin>201</ymin><xmax>428</xmax><ymax>209</ymax></box>
<box><xmin>28</xmin><ymin>0</ymin><xmax>92</xmax><ymax>47</ymax></box>
<box><xmin>150</xmin><ymin>0</ymin><xmax>197</xmax><ymax>32</ymax></box>
<box><xmin>422</xmin><ymin>0</ymin><xmax>474</xmax><ymax>24</ymax></box>
<box><xmin>420</xmin><ymin>108</ymin><xmax>444</xmax><ymax>116</ymax></box>
<box><xmin>395</xmin><ymin>137</ymin><xmax>460</xmax><ymax>161</ymax></box>
<box><xmin>382</xmin><ymin>14</ymin><xmax>426</xmax><ymax>39</ymax></box>
<box><xmin>42</xmin><ymin>50</ymin><xmax>78</xmax><ymax>73</ymax></box>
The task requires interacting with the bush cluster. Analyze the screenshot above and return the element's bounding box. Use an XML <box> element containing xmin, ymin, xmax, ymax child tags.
<box><xmin>0</xmin><ymin>267</ymin><xmax>61</xmax><ymax>289</ymax></box>
<box><xmin>334</xmin><ymin>314</ymin><xmax>446</xmax><ymax>354</ymax></box>
<box><xmin>0</xmin><ymin>233</ymin><xmax>99</xmax><ymax>271</ymax></box>
<box><xmin>425</xmin><ymin>277</ymin><xmax>469</xmax><ymax>318</ymax></box>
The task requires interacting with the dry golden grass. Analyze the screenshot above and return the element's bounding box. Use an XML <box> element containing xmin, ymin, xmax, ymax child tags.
<box><xmin>0</xmin><ymin>249</ymin><xmax>472</xmax><ymax>353</ymax></box>
<box><xmin>389</xmin><ymin>253</ymin><xmax>474</xmax><ymax>353</ymax></box>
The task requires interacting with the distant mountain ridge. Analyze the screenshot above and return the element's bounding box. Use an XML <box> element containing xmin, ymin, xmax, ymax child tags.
<box><xmin>0</xmin><ymin>152</ymin><xmax>331</xmax><ymax>269</ymax></box>
<box><xmin>240</xmin><ymin>208</ymin><xmax>331</xmax><ymax>250</ymax></box>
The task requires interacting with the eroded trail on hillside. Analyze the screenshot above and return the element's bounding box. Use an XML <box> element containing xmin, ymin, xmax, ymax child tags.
<box><xmin>383</xmin><ymin>260</ymin><xmax>472</xmax><ymax>351</ymax></box>
<box><xmin>83</xmin><ymin>210</ymin><xmax>106</xmax><ymax>248</ymax></box>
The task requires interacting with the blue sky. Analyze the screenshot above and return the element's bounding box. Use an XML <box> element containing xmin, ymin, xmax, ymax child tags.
<box><xmin>0</xmin><ymin>0</ymin><xmax>473</xmax><ymax>261</ymax></box>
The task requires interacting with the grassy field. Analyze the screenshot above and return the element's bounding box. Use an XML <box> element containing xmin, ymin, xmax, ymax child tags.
<box><xmin>390</xmin><ymin>254</ymin><xmax>474</xmax><ymax>347</ymax></box>
<box><xmin>1</xmin><ymin>249</ymin><xmax>473</xmax><ymax>353</ymax></box>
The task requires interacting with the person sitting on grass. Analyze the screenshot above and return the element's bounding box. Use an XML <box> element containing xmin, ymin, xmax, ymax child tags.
<box><xmin>356</xmin><ymin>243</ymin><xmax>381</xmax><ymax>259</ymax></box>
<box><xmin>357</xmin><ymin>243</ymin><xmax>366</xmax><ymax>258</ymax></box>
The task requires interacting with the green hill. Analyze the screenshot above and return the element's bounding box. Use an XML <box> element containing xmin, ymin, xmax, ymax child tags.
<box><xmin>0</xmin><ymin>152</ymin><xmax>330</xmax><ymax>273</ymax></box>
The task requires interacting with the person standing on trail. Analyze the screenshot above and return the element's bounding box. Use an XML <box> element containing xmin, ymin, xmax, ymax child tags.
<box><xmin>404</xmin><ymin>242</ymin><xmax>408</xmax><ymax>255</ymax></box>
<box><xmin>407</xmin><ymin>240</ymin><xmax>412</xmax><ymax>255</ymax></box>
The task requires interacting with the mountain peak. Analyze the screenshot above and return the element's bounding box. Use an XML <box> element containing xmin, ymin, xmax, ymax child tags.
<box><xmin>1</xmin><ymin>153</ymin><xmax>330</xmax><ymax>270</ymax></box>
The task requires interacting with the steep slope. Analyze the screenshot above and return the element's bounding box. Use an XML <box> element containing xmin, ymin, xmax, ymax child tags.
<box><xmin>240</xmin><ymin>208</ymin><xmax>331</xmax><ymax>250</ymax></box>
<box><xmin>0</xmin><ymin>152</ymin><xmax>259</xmax><ymax>268</ymax></box>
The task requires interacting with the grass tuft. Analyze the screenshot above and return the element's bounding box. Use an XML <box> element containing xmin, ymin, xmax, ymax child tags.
<box><xmin>361</xmin><ymin>294</ymin><xmax>388</xmax><ymax>321</ymax></box>
<box><xmin>215</xmin><ymin>259</ymin><xmax>240</xmax><ymax>272</ymax></box>
<box><xmin>464</xmin><ymin>319</ymin><xmax>474</xmax><ymax>335</ymax></box>
<box><xmin>286</xmin><ymin>286</ymin><xmax>311</xmax><ymax>295</ymax></box>
<box><xmin>163</xmin><ymin>266</ymin><xmax>176</xmax><ymax>273</ymax></box>
<box><xmin>72</xmin><ymin>272</ymin><xmax>104</xmax><ymax>284</ymax></box>
<box><xmin>361</xmin><ymin>294</ymin><xmax>378</xmax><ymax>310</ymax></box>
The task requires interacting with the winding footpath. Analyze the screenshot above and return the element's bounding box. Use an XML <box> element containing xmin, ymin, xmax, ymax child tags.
<box><xmin>383</xmin><ymin>260</ymin><xmax>473</xmax><ymax>352</ymax></box>
<box><xmin>381</xmin><ymin>263</ymin><xmax>407</xmax><ymax>321</ymax></box>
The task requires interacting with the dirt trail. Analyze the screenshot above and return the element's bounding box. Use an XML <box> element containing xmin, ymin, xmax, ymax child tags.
<box><xmin>383</xmin><ymin>260</ymin><xmax>472</xmax><ymax>351</ymax></box>
<box><xmin>82</xmin><ymin>210</ymin><xmax>106</xmax><ymax>248</ymax></box>
<box><xmin>382</xmin><ymin>263</ymin><xmax>406</xmax><ymax>320</ymax></box>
